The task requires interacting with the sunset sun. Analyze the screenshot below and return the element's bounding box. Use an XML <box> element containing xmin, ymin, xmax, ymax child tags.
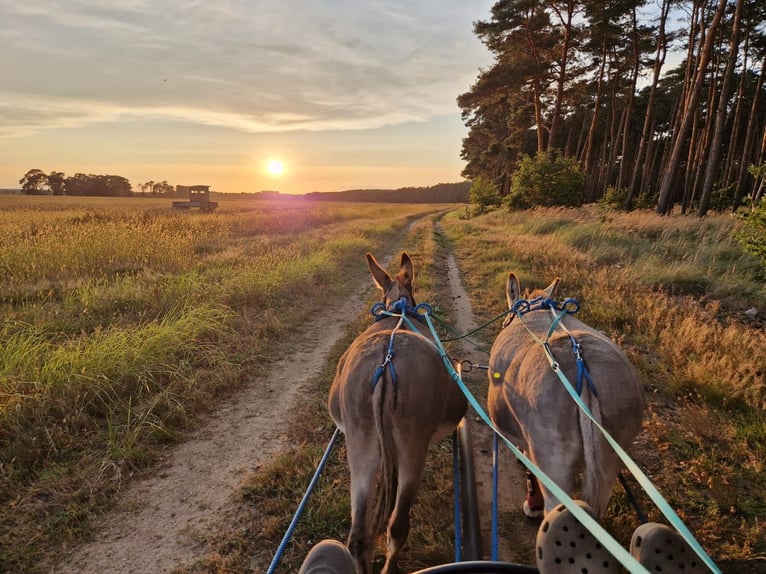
<box><xmin>266</xmin><ymin>159</ymin><xmax>285</xmax><ymax>176</ymax></box>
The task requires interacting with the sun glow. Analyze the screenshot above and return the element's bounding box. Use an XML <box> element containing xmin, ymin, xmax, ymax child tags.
<box><xmin>266</xmin><ymin>159</ymin><xmax>285</xmax><ymax>176</ymax></box>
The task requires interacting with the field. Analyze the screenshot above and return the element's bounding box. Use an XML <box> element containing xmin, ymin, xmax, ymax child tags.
<box><xmin>1</xmin><ymin>196</ymin><xmax>765</xmax><ymax>573</ymax></box>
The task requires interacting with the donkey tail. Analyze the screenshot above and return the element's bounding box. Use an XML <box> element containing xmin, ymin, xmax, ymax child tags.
<box><xmin>370</xmin><ymin>374</ymin><xmax>397</xmax><ymax>537</ymax></box>
<box><xmin>579</xmin><ymin>389</ymin><xmax>606</xmax><ymax>514</ymax></box>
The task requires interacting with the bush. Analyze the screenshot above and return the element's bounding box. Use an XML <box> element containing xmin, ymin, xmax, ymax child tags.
<box><xmin>599</xmin><ymin>186</ymin><xmax>628</xmax><ymax>210</ymax></box>
<box><xmin>469</xmin><ymin>176</ymin><xmax>501</xmax><ymax>215</ymax></box>
<box><xmin>505</xmin><ymin>150</ymin><xmax>585</xmax><ymax>210</ymax></box>
<box><xmin>736</xmin><ymin>198</ymin><xmax>766</xmax><ymax>269</ymax></box>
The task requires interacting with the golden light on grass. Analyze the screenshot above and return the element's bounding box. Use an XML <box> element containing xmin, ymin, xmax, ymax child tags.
<box><xmin>266</xmin><ymin>159</ymin><xmax>285</xmax><ymax>176</ymax></box>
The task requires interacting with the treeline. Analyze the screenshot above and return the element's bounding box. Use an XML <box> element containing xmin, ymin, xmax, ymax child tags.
<box><xmin>17</xmin><ymin>168</ymin><xmax>470</xmax><ymax>204</ymax></box>
<box><xmin>303</xmin><ymin>182</ymin><xmax>470</xmax><ymax>203</ymax></box>
<box><xmin>19</xmin><ymin>169</ymin><xmax>132</xmax><ymax>197</ymax></box>
<box><xmin>459</xmin><ymin>0</ymin><xmax>766</xmax><ymax>215</ymax></box>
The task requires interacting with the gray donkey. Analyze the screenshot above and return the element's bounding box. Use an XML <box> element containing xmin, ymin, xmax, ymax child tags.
<box><xmin>329</xmin><ymin>253</ymin><xmax>467</xmax><ymax>574</ymax></box>
<box><xmin>488</xmin><ymin>272</ymin><xmax>645</xmax><ymax>518</ymax></box>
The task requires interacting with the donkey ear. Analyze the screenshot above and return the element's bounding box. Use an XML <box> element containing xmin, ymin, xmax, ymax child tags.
<box><xmin>543</xmin><ymin>277</ymin><xmax>561</xmax><ymax>297</ymax></box>
<box><xmin>506</xmin><ymin>272</ymin><xmax>522</xmax><ymax>308</ymax></box>
<box><xmin>367</xmin><ymin>253</ymin><xmax>391</xmax><ymax>291</ymax></box>
<box><xmin>399</xmin><ymin>252</ymin><xmax>414</xmax><ymax>286</ymax></box>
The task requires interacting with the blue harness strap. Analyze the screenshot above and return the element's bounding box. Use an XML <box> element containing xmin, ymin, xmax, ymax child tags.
<box><xmin>373</xmin><ymin>343</ymin><xmax>397</xmax><ymax>389</ymax></box>
<box><xmin>371</xmin><ymin>296</ymin><xmax>421</xmax><ymax>389</ymax></box>
<box><xmin>570</xmin><ymin>337</ymin><xmax>597</xmax><ymax>396</ymax></box>
<box><xmin>518</xmin><ymin>297</ymin><xmax>596</xmax><ymax>397</ymax></box>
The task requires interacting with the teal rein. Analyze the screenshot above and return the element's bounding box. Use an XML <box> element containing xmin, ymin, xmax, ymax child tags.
<box><xmin>514</xmin><ymin>305</ymin><xmax>720</xmax><ymax>574</ymax></box>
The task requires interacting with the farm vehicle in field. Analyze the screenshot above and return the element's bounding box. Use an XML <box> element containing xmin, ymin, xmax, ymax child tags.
<box><xmin>172</xmin><ymin>185</ymin><xmax>218</xmax><ymax>212</ymax></box>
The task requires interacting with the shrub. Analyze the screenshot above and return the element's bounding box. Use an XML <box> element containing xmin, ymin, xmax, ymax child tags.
<box><xmin>736</xmin><ymin>198</ymin><xmax>766</xmax><ymax>269</ymax></box>
<box><xmin>469</xmin><ymin>176</ymin><xmax>502</xmax><ymax>215</ymax></box>
<box><xmin>505</xmin><ymin>150</ymin><xmax>585</xmax><ymax>210</ymax></box>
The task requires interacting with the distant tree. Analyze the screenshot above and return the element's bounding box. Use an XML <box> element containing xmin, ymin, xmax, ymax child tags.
<box><xmin>99</xmin><ymin>175</ymin><xmax>132</xmax><ymax>197</ymax></box>
<box><xmin>19</xmin><ymin>169</ymin><xmax>49</xmax><ymax>194</ymax></box>
<box><xmin>64</xmin><ymin>173</ymin><xmax>132</xmax><ymax>197</ymax></box>
<box><xmin>155</xmin><ymin>181</ymin><xmax>173</xmax><ymax>196</ymax></box>
<box><xmin>47</xmin><ymin>171</ymin><xmax>66</xmax><ymax>195</ymax></box>
<box><xmin>139</xmin><ymin>180</ymin><xmax>174</xmax><ymax>196</ymax></box>
<box><xmin>139</xmin><ymin>181</ymin><xmax>155</xmax><ymax>195</ymax></box>
<box><xmin>65</xmin><ymin>173</ymin><xmax>92</xmax><ymax>196</ymax></box>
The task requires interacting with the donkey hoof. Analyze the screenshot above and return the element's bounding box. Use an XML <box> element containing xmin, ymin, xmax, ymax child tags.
<box><xmin>523</xmin><ymin>499</ymin><xmax>544</xmax><ymax>518</ymax></box>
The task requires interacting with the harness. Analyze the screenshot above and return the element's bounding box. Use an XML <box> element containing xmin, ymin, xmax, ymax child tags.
<box><xmin>508</xmin><ymin>296</ymin><xmax>597</xmax><ymax>396</ymax></box>
<box><xmin>370</xmin><ymin>296</ymin><xmax>430</xmax><ymax>390</ymax></box>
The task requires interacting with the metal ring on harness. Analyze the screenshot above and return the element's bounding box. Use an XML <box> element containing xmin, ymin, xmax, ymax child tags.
<box><xmin>414</xmin><ymin>302</ymin><xmax>434</xmax><ymax>315</ymax></box>
<box><xmin>370</xmin><ymin>302</ymin><xmax>387</xmax><ymax>317</ymax></box>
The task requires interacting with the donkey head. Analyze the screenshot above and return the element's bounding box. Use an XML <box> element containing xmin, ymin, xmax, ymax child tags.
<box><xmin>367</xmin><ymin>252</ymin><xmax>416</xmax><ymax>310</ymax></box>
<box><xmin>502</xmin><ymin>272</ymin><xmax>561</xmax><ymax>327</ymax></box>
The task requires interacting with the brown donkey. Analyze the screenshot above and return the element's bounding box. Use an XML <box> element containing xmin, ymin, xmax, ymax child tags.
<box><xmin>488</xmin><ymin>273</ymin><xmax>645</xmax><ymax>518</ymax></box>
<box><xmin>328</xmin><ymin>253</ymin><xmax>467</xmax><ymax>574</ymax></box>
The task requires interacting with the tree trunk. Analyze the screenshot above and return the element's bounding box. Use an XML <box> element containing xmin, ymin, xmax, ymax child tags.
<box><xmin>723</xmin><ymin>27</ymin><xmax>750</xmax><ymax>186</ymax></box>
<box><xmin>733</xmin><ymin>54</ymin><xmax>766</xmax><ymax>209</ymax></box>
<box><xmin>548</xmin><ymin>0</ymin><xmax>576</xmax><ymax>151</ymax></box>
<box><xmin>699</xmin><ymin>0</ymin><xmax>744</xmax><ymax>216</ymax></box>
<box><xmin>655</xmin><ymin>0</ymin><xmax>728</xmax><ymax>215</ymax></box>
<box><xmin>583</xmin><ymin>33</ymin><xmax>609</xmax><ymax>178</ymax></box>
<box><xmin>626</xmin><ymin>0</ymin><xmax>670</xmax><ymax>210</ymax></box>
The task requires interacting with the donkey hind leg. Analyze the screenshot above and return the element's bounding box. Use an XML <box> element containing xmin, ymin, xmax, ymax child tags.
<box><xmin>528</xmin><ymin>441</ymin><xmax>580</xmax><ymax>516</ymax></box>
<box><xmin>585</xmin><ymin>449</ymin><xmax>624</xmax><ymax>517</ymax></box>
<box><xmin>380</xmin><ymin>447</ymin><xmax>428</xmax><ymax>574</ymax></box>
<box><xmin>346</xmin><ymin>438</ymin><xmax>380</xmax><ymax>574</ymax></box>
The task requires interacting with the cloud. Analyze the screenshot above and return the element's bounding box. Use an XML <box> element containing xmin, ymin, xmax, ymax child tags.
<box><xmin>0</xmin><ymin>0</ymin><xmax>493</xmax><ymax>139</ymax></box>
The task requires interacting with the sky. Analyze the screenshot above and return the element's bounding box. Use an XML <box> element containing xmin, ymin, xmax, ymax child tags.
<box><xmin>0</xmin><ymin>1</ymin><xmax>497</xmax><ymax>195</ymax></box>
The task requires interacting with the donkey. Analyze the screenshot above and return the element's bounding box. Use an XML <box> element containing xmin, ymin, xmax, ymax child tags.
<box><xmin>488</xmin><ymin>272</ymin><xmax>644</xmax><ymax>518</ymax></box>
<box><xmin>328</xmin><ymin>252</ymin><xmax>467</xmax><ymax>574</ymax></box>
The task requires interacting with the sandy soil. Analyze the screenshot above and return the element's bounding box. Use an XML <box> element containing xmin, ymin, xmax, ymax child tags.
<box><xmin>52</xmin><ymin>251</ymin><xmax>537</xmax><ymax>574</ymax></box>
